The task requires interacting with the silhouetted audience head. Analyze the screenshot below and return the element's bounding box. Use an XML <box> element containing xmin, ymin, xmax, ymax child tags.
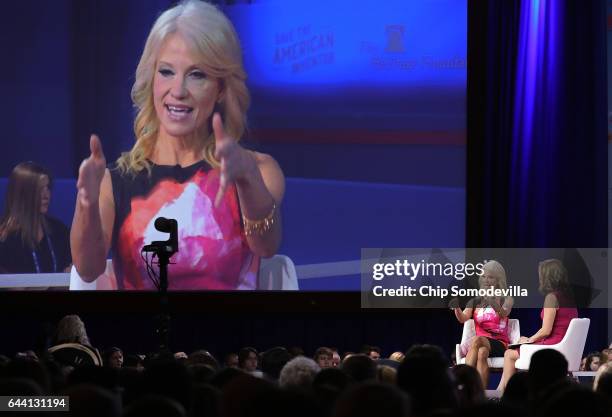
<box><xmin>238</xmin><ymin>347</ymin><xmax>258</xmax><ymax>373</ymax></box>
<box><xmin>1</xmin><ymin>358</ymin><xmax>50</xmax><ymax>394</ymax></box>
<box><xmin>103</xmin><ymin>347</ymin><xmax>123</xmax><ymax>369</ymax></box>
<box><xmin>279</xmin><ymin>356</ymin><xmax>320</xmax><ymax>389</ymax></box>
<box><xmin>260</xmin><ymin>346</ymin><xmax>291</xmax><ymax>380</ymax></box>
<box><xmin>118</xmin><ymin>367</ymin><xmax>146</xmax><ymax>408</ymax></box>
<box><xmin>191</xmin><ymin>383</ymin><xmax>220</xmax><ymax>417</ymax></box>
<box><xmin>528</xmin><ymin>349</ymin><xmax>568</xmax><ymax>400</ymax></box>
<box><xmin>602</xmin><ymin>348</ymin><xmax>612</xmax><ymax>362</ymax></box>
<box><xmin>452</xmin><ymin>364</ymin><xmax>484</xmax><ymax>408</ymax></box>
<box><xmin>314</xmin><ymin>368</ymin><xmax>351</xmax><ymax>392</ymax></box>
<box><xmin>585</xmin><ymin>351</ymin><xmax>604</xmax><ymax>371</ymax></box>
<box><xmin>594</xmin><ymin>362</ymin><xmax>612</xmax><ymax>396</ymax></box>
<box><xmin>246</xmin><ymin>384</ymin><xmax>321</xmax><ymax>417</ymax></box>
<box><xmin>333</xmin><ymin>382</ymin><xmax>411</xmax><ymax>417</ymax></box>
<box><xmin>376</xmin><ymin>365</ymin><xmax>397</xmax><ymax>384</ymax></box>
<box><xmin>224</xmin><ymin>352</ymin><xmax>239</xmax><ymax>369</ymax></box>
<box><xmin>389</xmin><ymin>351</ymin><xmax>405</xmax><ymax>363</ymax></box>
<box><xmin>63</xmin><ymin>383</ymin><xmax>121</xmax><ymax>417</ymax></box>
<box><xmin>144</xmin><ymin>359</ymin><xmax>192</xmax><ymax>411</ymax></box>
<box><xmin>123</xmin><ymin>395</ymin><xmax>186</xmax><ymax>417</ymax></box>
<box><xmin>266</xmin><ymin>387</ymin><xmax>322</xmax><ymax>417</ymax></box>
<box><xmin>361</xmin><ymin>345</ymin><xmax>381</xmax><ymax>360</ymax></box>
<box><xmin>54</xmin><ymin>314</ymin><xmax>91</xmax><ymax>345</ymax></box>
<box><xmin>312</xmin><ymin>368</ymin><xmax>351</xmax><ymax>417</ymax></box>
<box><xmin>187</xmin><ymin>350</ymin><xmax>219</xmax><ymax>370</ymax></box>
<box><xmin>68</xmin><ymin>365</ymin><xmax>119</xmax><ymax>392</ymax></box>
<box><xmin>340</xmin><ymin>354</ymin><xmax>377</xmax><ymax>383</ymax></box>
<box><xmin>0</xmin><ymin>377</ymin><xmax>43</xmax><ymax>396</ymax></box>
<box><xmin>539</xmin><ymin>383</ymin><xmax>610</xmax><ymax>417</ymax></box>
<box><xmin>288</xmin><ymin>346</ymin><xmax>305</xmax><ymax>358</ymax></box>
<box><xmin>397</xmin><ymin>344</ymin><xmax>457</xmax><ymax>416</ymax></box>
<box><xmin>220</xmin><ymin>374</ymin><xmax>275</xmax><ymax>417</ymax></box>
<box><xmin>209</xmin><ymin>367</ymin><xmax>245</xmax><ymax>390</ymax></box>
<box><xmin>124</xmin><ymin>354</ymin><xmax>145</xmax><ymax>370</ymax></box>
<box><xmin>314</xmin><ymin>347</ymin><xmax>334</xmax><ymax>369</ymax></box>
<box><xmin>331</xmin><ymin>349</ymin><xmax>341</xmax><ymax>368</ymax></box>
<box><xmin>500</xmin><ymin>371</ymin><xmax>529</xmax><ymax>412</ymax></box>
<box><xmin>188</xmin><ymin>364</ymin><xmax>216</xmax><ymax>384</ymax></box>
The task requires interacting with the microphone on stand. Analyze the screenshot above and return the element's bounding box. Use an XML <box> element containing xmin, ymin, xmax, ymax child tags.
<box><xmin>142</xmin><ymin>217</ymin><xmax>178</xmax><ymax>255</ymax></box>
<box><xmin>140</xmin><ymin>216</ymin><xmax>178</xmax><ymax>355</ymax></box>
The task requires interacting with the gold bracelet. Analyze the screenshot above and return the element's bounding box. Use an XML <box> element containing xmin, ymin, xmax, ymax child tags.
<box><xmin>243</xmin><ymin>203</ymin><xmax>276</xmax><ymax>236</ymax></box>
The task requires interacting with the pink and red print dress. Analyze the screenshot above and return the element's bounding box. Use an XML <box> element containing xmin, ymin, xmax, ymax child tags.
<box><xmin>109</xmin><ymin>160</ymin><xmax>259</xmax><ymax>290</ymax></box>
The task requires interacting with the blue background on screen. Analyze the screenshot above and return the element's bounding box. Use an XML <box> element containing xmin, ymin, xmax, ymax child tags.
<box><xmin>0</xmin><ymin>0</ymin><xmax>466</xmax><ymax>290</ymax></box>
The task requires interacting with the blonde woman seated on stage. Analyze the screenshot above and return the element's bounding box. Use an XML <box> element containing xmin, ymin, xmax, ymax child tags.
<box><xmin>453</xmin><ymin>260</ymin><xmax>514</xmax><ymax>388</ymax></box>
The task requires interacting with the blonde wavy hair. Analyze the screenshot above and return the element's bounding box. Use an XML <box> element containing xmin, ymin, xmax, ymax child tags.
<box><xmin>117</xmin><ymin>0</ymin><xmax>250</xmax><ymax>175</ymax></box>
<box><xmin>478</xmin><ymin>260</ymin><xmax>507</xmax><ymax>290</ymax></box>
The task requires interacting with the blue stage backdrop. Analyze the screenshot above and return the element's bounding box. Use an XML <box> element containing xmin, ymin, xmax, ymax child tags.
<box><xmin>1</xmin><ymin>0</ymin><xmax>466</xmax><ymax>187</ymax></box>
<box><xmin>226</xmin><ymin>0</ymin><xmax>466</xmax><ymax>144</ymax></box>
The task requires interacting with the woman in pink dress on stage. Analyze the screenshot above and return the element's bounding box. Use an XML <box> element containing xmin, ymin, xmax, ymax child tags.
<box><xmin>497</xmin><ymin>258</ymin><xmax>578</xmax><ymax>391</ymax></box>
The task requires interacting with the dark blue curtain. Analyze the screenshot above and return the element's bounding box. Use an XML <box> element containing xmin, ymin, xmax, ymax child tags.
<box><xmin>468</xmin><ymin>0</ymin><xmax>607</xmax><ymax>248</ymax></box>
<box><xmin>467</xmin><ymin>0</ymin><xmax>608</xmax><ymax>351</ymax></box>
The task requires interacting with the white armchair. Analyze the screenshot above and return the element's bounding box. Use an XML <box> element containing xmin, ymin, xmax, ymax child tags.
<box><xmin>515</xmin><ymin>318</ymin><xmax>590</xmax><ymax>372</ymax></box>
<box><xmin>69</xmin><ymin>259</ymin><xmax>117</xmax><ymax>290</ymax></box>
<box><xmin>455</xmin><ymin>318</ymin><xmax>520</xmax><ymax>368</ymax></box>
<box><xmin>257</xmin><ymin>254</ymin><xmax>299</xmax><ymax>290</ymax></box>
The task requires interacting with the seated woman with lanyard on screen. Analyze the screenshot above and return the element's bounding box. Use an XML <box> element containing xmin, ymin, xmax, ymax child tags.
<box><xmin>0</xmin><ymin>162</ymin><xmax>71</xmax><ymax>276</ymax></box>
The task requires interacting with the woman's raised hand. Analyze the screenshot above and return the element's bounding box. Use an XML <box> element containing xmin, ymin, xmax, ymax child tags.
<box><xmin>76</xmin><ymin>134</ymin><xmax>106</xmax><ymax>207</ymax></box>
<box><xmin>213</xmin><ymin>113</ymin><xmax>257</xmax><ymax>206</ymax></box>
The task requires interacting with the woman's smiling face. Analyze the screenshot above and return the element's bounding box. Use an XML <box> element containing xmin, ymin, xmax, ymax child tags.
<box><xmin>153</xmin><ymin>33</ymin><xmax>221</xmax><ymax>139</ymax></box>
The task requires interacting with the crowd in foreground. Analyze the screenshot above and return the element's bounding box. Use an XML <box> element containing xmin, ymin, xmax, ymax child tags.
<box><xmin>1</xmin><ymin>315</ymin><xmax>611</xmax><ymax>417</ymax></box>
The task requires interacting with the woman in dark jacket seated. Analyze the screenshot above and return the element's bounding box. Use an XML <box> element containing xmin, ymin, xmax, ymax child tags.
<box><xmin>0</xmin><ymin>162</ymin><xmax>71</xmax><ymax>274</ymax></box>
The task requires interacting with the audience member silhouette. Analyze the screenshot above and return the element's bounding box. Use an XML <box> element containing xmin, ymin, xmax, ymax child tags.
<box><xmin>340</xmin><ymin>354</ymin><xmax>377</xmax><ymax>383</ymax></box>
<box><xmin>260</xmin><ymin>346</ymin><xmax>291</xmax><ymax>381</ymax></box>
<box><xmin>452</xmin><ymin>364</ymin><xmax>485</xmax><ymax>408</ymax></box>
<box><xmin>396</xmin><ymin>344</ymin><xmax>458</xmax><ymax>416</ymax></box>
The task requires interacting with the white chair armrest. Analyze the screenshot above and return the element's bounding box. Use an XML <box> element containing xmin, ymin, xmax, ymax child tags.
<box><xmin>455</xmin><ymin>319</ymin><xmax>476</xmax><ymax>363</ymax></box>
<box><xmin>515</xmin><ymin>344</ymin><xmax>554</xmax><ymax>370</ymax></box>
<box><xmin>258</xmin><ymin>255</ymin><xmax>299</xmax><ymax>290</ymax></box>
<box><xmin>515</xmin><ymin>318</ymin><xmax>590</xmax><ymax>371</ymax></box>
<box><xmin>69</xmin><ymin>260</ymin><xmax>117</xmax><ymax>290</ymax></box>
<box><xmin>507</xmin><ymin>319</ymin><xmax>521</xmax><ymax>344</ymax></box>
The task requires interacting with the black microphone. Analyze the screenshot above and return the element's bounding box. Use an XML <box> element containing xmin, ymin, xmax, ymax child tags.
<box><xmin>142</xmin><ymin>217</ymin><xmax>179</xmax><ymax>254</ymax></box>
<box><xmin>155</xmin><ymin>217</ymin><xmax>177</xmax><ymax>233</ymax></box>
